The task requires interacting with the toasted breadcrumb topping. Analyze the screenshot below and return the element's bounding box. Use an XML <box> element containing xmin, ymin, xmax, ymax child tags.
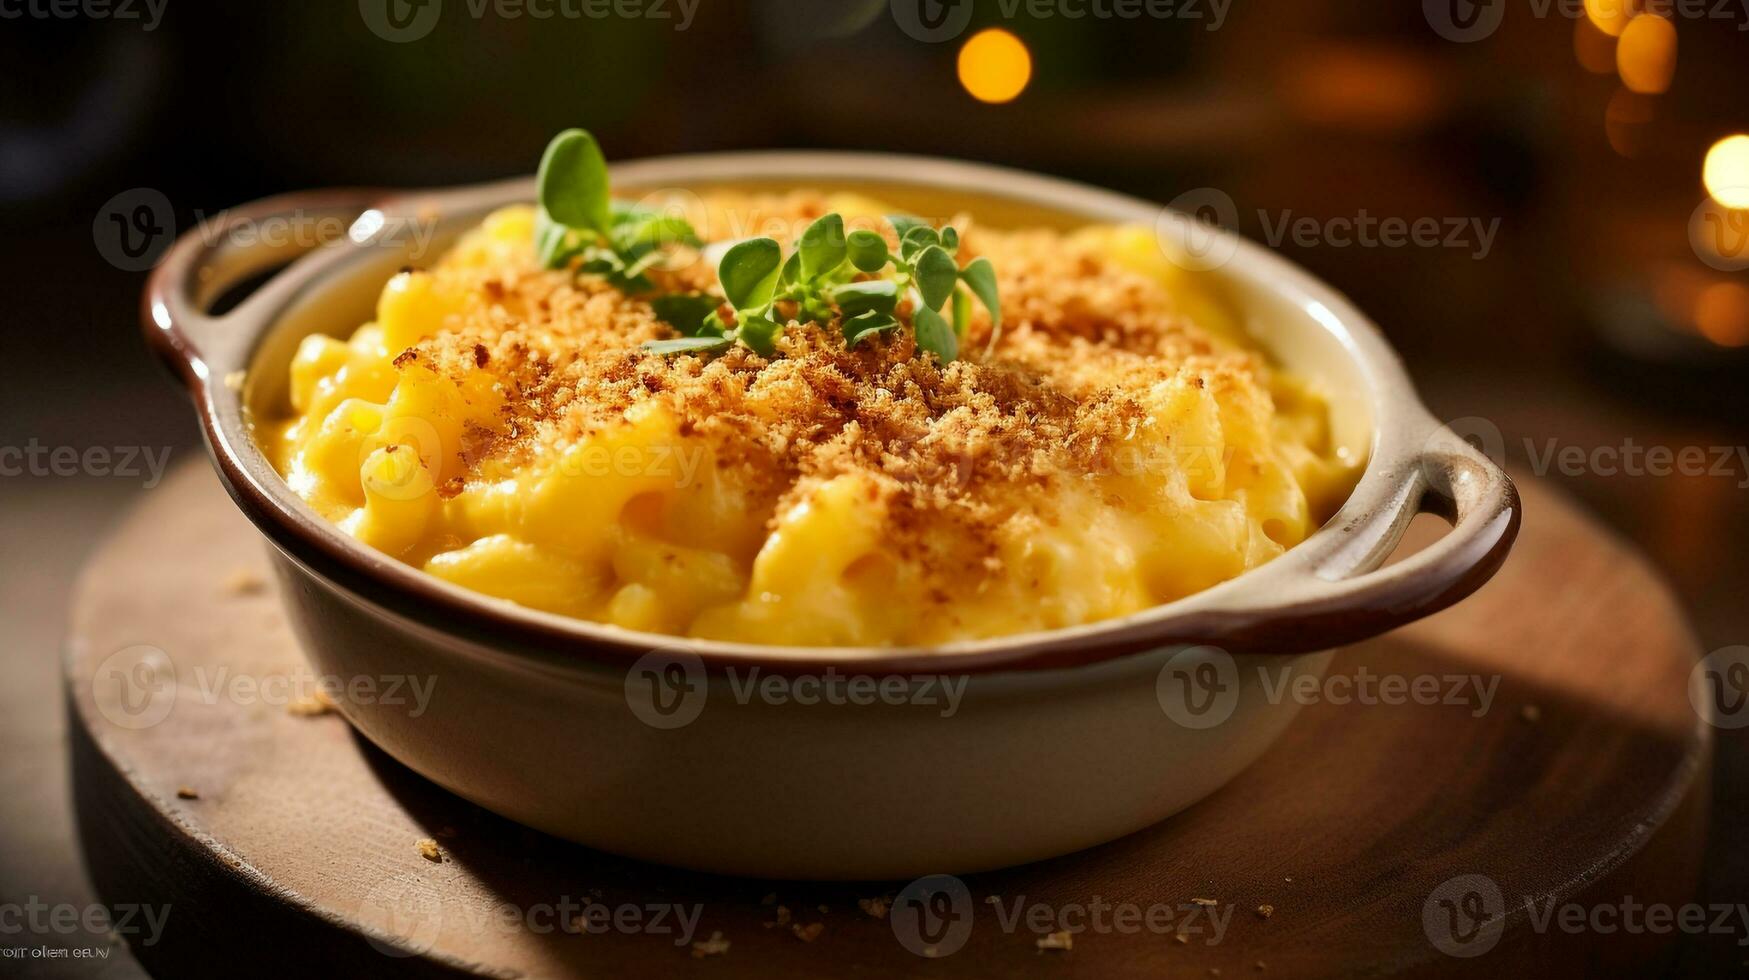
<box><xmin>406</xmin><ymin>193</ymin><xmax>1282</xmax><ymax>581</ymax></box>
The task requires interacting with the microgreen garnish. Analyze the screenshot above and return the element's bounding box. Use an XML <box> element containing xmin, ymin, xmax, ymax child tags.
<box><xmin>642</xmin><ymin>211</ymin><xmax>1001</xmax><ymax>361</ymax></box>
<box><xmin>536</xmin><ymin>129</ymin><xmax>700</xmax><ymax>291</ymax></box>
<box><xmin>533</xmin><ymin>131</ymin><xmax>1001</xmax><ymax>363</ymax></box>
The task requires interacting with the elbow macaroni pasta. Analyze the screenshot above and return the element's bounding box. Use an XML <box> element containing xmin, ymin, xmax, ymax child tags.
<box><xmin>262</xmin><ymin>198</ymin><xmax>1360</xmax><ymax>647</ymax></box>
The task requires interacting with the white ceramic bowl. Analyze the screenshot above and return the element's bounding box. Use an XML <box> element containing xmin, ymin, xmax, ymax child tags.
<box><xmin>144</xmin><ymin>154</ymin><xmax>1517</xmax><ymax>879</ymax></box>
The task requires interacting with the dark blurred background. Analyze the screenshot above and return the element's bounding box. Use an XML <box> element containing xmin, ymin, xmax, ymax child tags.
<box><xmin>3</xmin><ymin>0</ymin><xmax>1747</xmax><ymax>975</ymax></box>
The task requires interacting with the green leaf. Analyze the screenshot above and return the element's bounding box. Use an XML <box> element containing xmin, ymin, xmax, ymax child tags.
<box><xmin>798</xmin><ymin>213</ymin><xmax>846</xmax><ymax>282</ymax></box>
<box><xmin>900</xmin><ymin>225</ymin><xmax>940</xmax><ymax>263</ymax></box>
<box><xmin>736</xmin><ymin>314</ymin><xmax>782</xmax><ymax>356</ymax></box>
<box><xmin>951</xmin><ymin>285</ymin><xmax>971</xmax><ymax>338</ymax></box>
<box><xmin>847</xmin><ymin>230</ymin><xmax>889</xmax><ymax>273</ymax></box>
<box><xmin>621</xmin><ymin>249</ymin><xmax>668</xmax><ymax>282</ymax></box>
<box><xmin>914</xmin><ymin>245</ymin><xmax>959</xmax><ymax>312</ymax></box>
<box><xmin>843</xmin><ymin>310</ymin><xmax>899</xmax><ymax>347</ymax></box>
<box><xmin>829</xmin><ymin>279</ymin><xmax>899</xmax><ymax>318</ymax></box>
<box><xmin>959</xmin><ymin>256</ymin><xmax>1001</xmax><ymax>333</ymax></box>
<box><xmin>650</xmin><ymin>293</ymin><xmax>722</xmax><ymax>335</ymax></box>
<box><xmin>779</xmin><ymin>250</ymin><xmax>802</xmax><ymax>287</ymax></box>
<box><xmin>913</xmin><ymin>305</ymin><xmax>957</xmax><ymax>363</ymax></box>
<box><xmin>940</xmin><ymin>226</ymin><xmax>959</xmax><ymax>254</ymax></box>
<box><xmin>612</xmin><ymin>213</ymin><xmax>700</xmax><ymax>252</ymax></box>
<box><xmin>534</xmin><ymin>208</ymin><xmax>582</xmax><ymax>269</ymax></box>
<box><xmin>537</xmin><ymin>129</ymin><xmax>612</xmax><ymax>235</ymax></box>
<box><xmin>887</xmin><ymin>214</ymin><xmax>930</xmax><ymax>240</ymax></box>
<box><xmin>717</xmin><ymin>238</ymin><xmax>784</xmax><ymax>312</ymax></box>
<box><xmin>642</xmin><ymin>336</ymin><xmax>733</xmax><ymax>356</ymax></box>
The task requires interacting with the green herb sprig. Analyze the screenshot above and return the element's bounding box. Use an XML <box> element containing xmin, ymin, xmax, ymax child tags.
<box><xmin>536</xmin><ymin>129</ymin><xmax>700</xmax><ymax>292</ymax></box>
<box><xmin>532</xmin><ymin>130</ymin><xmax>1001</xmax><ymax>363</ymax></box>
<box><xmin>641</xmin><ymin>213</ymin><xmax>1000</xmax><ymax>363</ymax></box>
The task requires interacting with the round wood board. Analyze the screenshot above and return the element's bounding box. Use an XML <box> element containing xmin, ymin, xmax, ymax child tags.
<box><xmin>66</xmin><ymin>463</ymin><xmax>1710</xmax><ymax>978</ymax></box>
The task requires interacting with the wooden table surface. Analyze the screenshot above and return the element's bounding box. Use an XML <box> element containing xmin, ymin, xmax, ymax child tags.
<box><xmin>58</xmin><ymin>463</ymin><xmax>1713</xmax><ymax>977</ymax></box>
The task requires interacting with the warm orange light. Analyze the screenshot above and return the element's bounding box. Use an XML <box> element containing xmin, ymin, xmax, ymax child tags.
<box><xmin>1585</xmin><ymin>0</ymin><xmax>1635</xmax><ymax>37</ymax></box>
<box><xmin>1703</xmin><ymin>134</ymin><xmax>1749</xmax><ymax>208</ymax></box>
<box><xmin>1616</xmin><ymin>14</ymin><xmax>1676</xmax><ymax>94</ymax></box>
<box><xmin>1280</xmin><ymin>46</ymin><xmax>1440</xmax><ymax>132</ymax></box>
<box><xmin>957</xmin><ymin>29</ymin><xmax>1031</xmax><ymax>104</ymax></box>
<box><xmin>1604</xmin><ymin>87</ymin><xmax>1656</xmax><ymax>157</ymax></box>
<box><xmin>1573</xmin><ymin>17</ymin><xmax>1617</xmax><ymax>75</ymax></box>
<box><xmin>1694</xmin><ymin>281</ymin><xmax>1749</xmax><ymax>347</ymax></box>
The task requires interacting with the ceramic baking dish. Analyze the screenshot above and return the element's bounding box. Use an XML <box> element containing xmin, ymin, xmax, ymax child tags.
<box><xmin>144</xmin><ymin>153</ymin><xmax>1518</xmax><ymax>879</ymax></box>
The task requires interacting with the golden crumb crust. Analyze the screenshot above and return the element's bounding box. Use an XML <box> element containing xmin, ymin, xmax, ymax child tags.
<box><xmin>264</xmin><ymin>192</ymin><xmax>1359</xmax><ymax>646</ymax></box>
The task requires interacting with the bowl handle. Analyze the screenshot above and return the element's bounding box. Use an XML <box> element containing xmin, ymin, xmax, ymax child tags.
<box><xmin>1175</xmin><ymin>419</ymin><xmax>1521</xmax><ymax>655</ymax></box>
<box><xmin>141</xmin><ymin>188</ymin><xmax>390</xmax><ymax>388</ymax></box>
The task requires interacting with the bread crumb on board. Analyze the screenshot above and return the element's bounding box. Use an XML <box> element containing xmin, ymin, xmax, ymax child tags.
<box><xmin>692</xmin><ymin>931</ymin><xmax>730</xmax><ymax>958</ymax></box>
<box><xmin>859</xmin><ymin>897</ymin><xmax>890</xmax><ymax>919</ymax></box>
<box><xmin>223</xmin><ymin>567</ymin><xmax>267</xmax><ymax>596</ymax></box>
<box><xmin>1036</xmin><ymin>930</ymin><xmax>1073</xmax><ymax>951</ymax></box>
<box><xmin>416</xmin><ymin>838</ymin><xmax>442</xmax><ymax>862</ymax></box>
<box><xmin>175</xmin><ymin>787</ymin><xmax>199</xmax><ymax>800</ymax></box>
<box><xmin>792</xmin><ymin>922</ymin><xmax>825</xmax><ymax>942</ymax></box>
<box><xmin>1256</xmin><ymin>904</ymin><xmax>1274</xmax><ymax>919</ymax></box>
<box><xmin>287</xmin><ymin>689</ymin><xmax>337</xmax><ymax>717</ymax></box>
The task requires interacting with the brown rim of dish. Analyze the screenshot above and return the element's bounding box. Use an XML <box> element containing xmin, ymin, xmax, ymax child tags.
<box><xmin>141</xmin><ymin>158</ymin><xmax>1520</xmax><ymax>678</ymax></box>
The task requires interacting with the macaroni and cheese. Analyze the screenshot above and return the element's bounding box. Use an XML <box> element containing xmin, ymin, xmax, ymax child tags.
<box><xmin>261</xmin><ymin>192</ymin><xmax>1360</xmax><ymax>646</ymax></box>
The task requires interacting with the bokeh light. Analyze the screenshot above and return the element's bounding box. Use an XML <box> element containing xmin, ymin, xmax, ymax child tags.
<box><xmin>1694</xmin><ymin>282</ymin><xmax>1749</xmax><ymax>347</ymax></box>
<box><xmin>1703</xmin><ymin>134</ymin><xmax>1749</xmax><ymax>208</ymax></box>
<box><xmin>957</xmin><ymin>29</ymin><xmax>1032</xmax><ymax>105</ymax></box>
<box><xmin>1573</xmin><ymin>17</ymin><xmax>1617</xmax><ymax>75</ymax></box>
<box><xmin>1584</xmin><ymin>0</ymin><xmax>1636</xmax><ymax>37</ymax></box>
<box><xmin>1616</xmin><ymin>14</ymin><xmax>1676</xmax><ymax>94</ymax></box>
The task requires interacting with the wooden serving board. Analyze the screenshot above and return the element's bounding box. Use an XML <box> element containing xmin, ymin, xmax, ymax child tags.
<box><xmin>66</xmin><ymin>464</ymin><xmax>1709</xmax><ymax>978</ymax></box>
